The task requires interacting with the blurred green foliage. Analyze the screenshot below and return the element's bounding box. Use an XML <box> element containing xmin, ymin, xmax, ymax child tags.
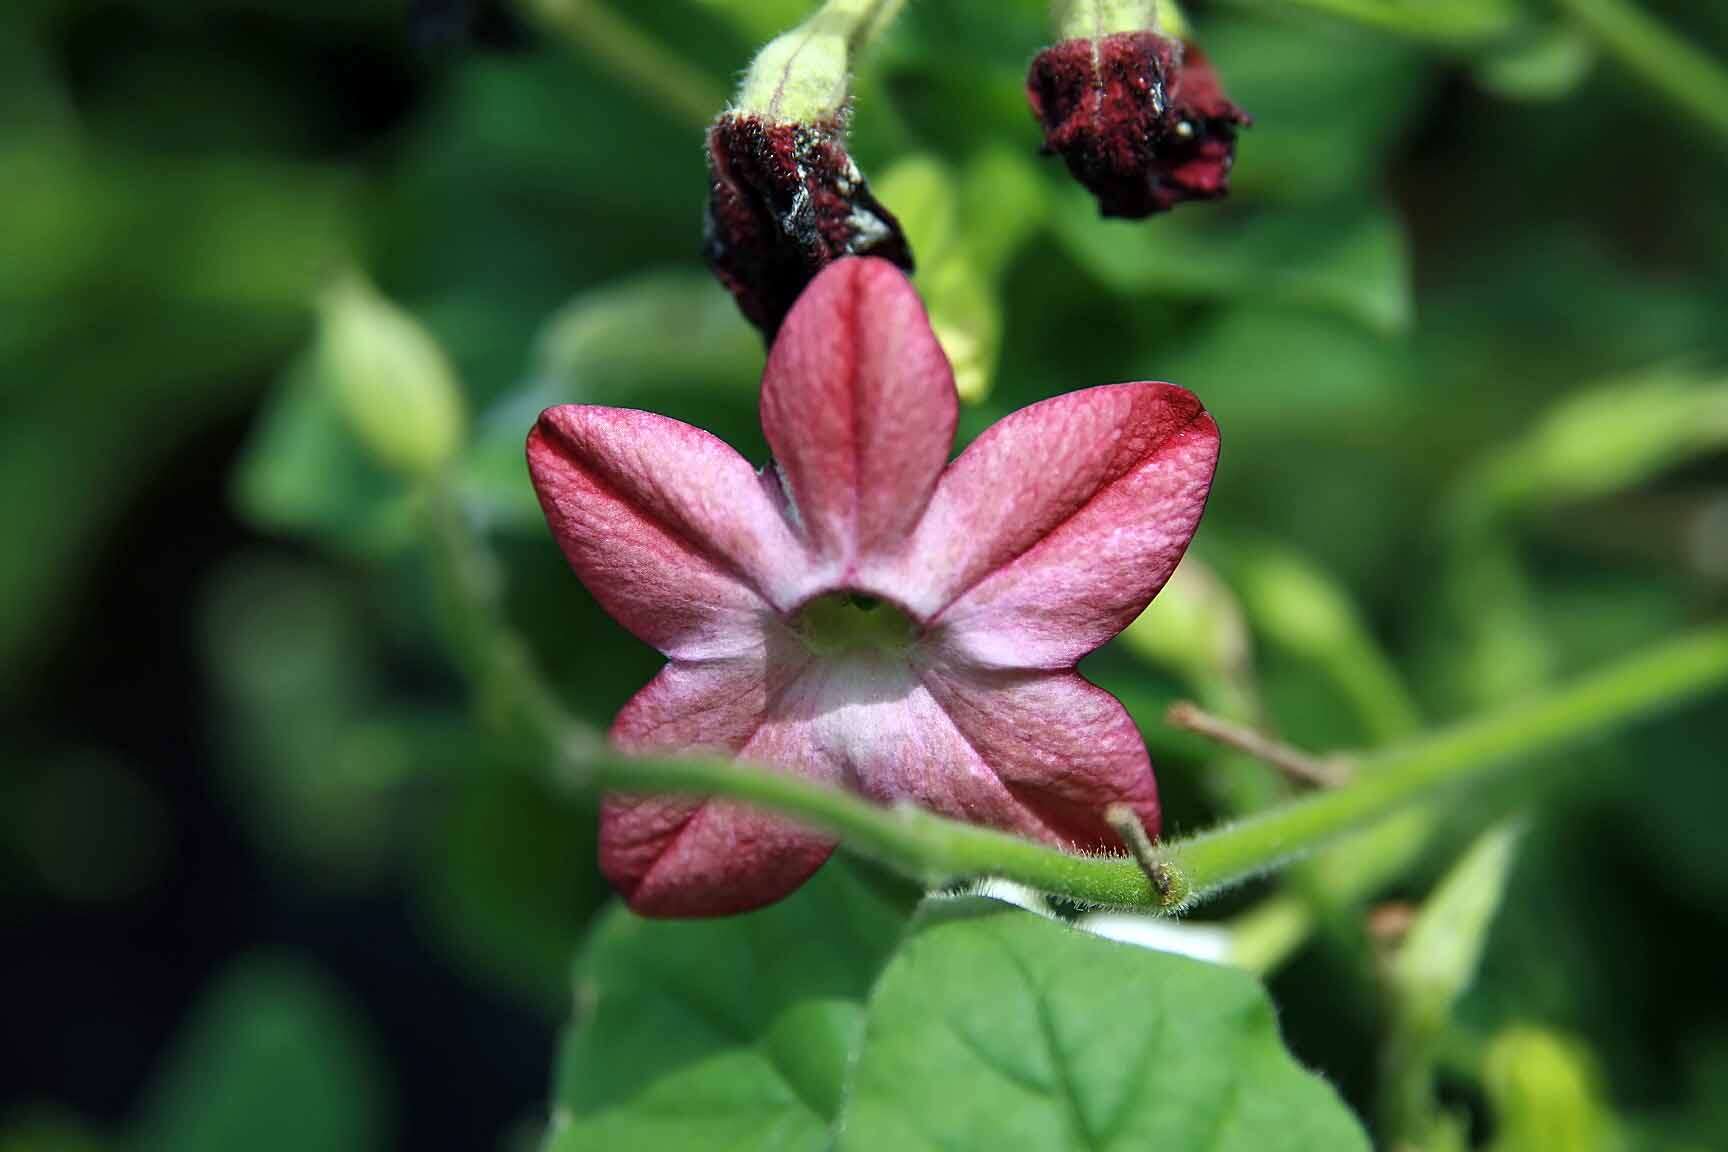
<box><xmin>5</xmin><ymin>0</ymin><xmax>1728</xmax><ymax>1148</ymax></box>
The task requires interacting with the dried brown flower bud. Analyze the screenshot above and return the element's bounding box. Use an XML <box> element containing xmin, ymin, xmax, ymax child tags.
<box><xmin>1027</xmin><ymin>32</ymin><xmax>1249</xmax><ymax>219</ymax></box>
<box><xmin>704</xmin><ymin>113</ymin><xmax>914</xmax><ymax>337</ymax></box>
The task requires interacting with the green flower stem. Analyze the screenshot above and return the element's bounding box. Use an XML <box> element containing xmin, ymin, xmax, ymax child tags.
<box><xmin>736</xmin><ymin>0</ymin><xmax>909</xmax><ymax>121</ymax></box>
<box><xmin>1054</xmin><ymin>0</ymin><xmax>1159</xmax><ymax>40</ymax></box>
<box><xmin>559</xmin><ymin>624</ymin><xmax>1728</xmax><ymax>911</ymax></box>
<box><xmin>1231</xmin><ymin>0</ymin><xmax>1519</xmax><ymax>45</ymax></box>
<box><xmin>526</xmin><ymin>0</ymin><xmax>726</xmax><ymax>129</ymax></box>
<box><xmin>1172</xmin><ymin>626</ymin><xmax>1728</xmax><ymax>899</ymax></box>
<box><xmin>1555</xmin><ymin>0</ymin><xmax>1728</xmax><ymax>137</ymax></box>
<box><xmin>424</xmin><ymin>482</ymin><xmax>590</xmax><ymax>753</ymax></box>
<box><xmin>1226</xmin><ymin>894</ymin><xmax>1314</xmax><ymax>972</ymax></box>
<box><xmin>566</xmin><ymin>746</ymin><xmax>1174</xmax><ymax>904</ymax></box>
<box><xmin>426</xmin><ymin>472</ymin><xmax>1728</xmax><ymax>914</ymax></box>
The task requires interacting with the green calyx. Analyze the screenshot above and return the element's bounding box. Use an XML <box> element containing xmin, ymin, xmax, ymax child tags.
<box><xmin>794</xmin><ymin>592</ymin><xmax>918</xmax><ymax>656</ymax></box>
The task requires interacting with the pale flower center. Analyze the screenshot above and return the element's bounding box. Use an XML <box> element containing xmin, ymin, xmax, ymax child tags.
<box><xmin>792</xmin><ymin>592</ymin><xmax>918</xmax><ymax>657</ymax></box>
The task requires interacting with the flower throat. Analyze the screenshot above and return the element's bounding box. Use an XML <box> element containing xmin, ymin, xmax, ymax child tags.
<box><xmin>793</xmin><ymin>592</ymin><xmax>918</xmax><ymax>657</ymax></box>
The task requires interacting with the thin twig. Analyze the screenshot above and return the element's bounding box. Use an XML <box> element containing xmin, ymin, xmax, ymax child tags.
<box><xmin>1105</xmin><ymin>804</ymin><xmax>1178</xmax><ymax>901</ymax></box>
<box><xmin>1166</xmin><ymin>700</ymin><xmax>1354</xmax><ymax>788</ymax></box>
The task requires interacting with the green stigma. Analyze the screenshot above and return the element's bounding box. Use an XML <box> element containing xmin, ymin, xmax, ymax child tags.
<box><xmin>793</xmin><ymin>592</ymin><xmax>918</xmax><ymax>656</ymax></box>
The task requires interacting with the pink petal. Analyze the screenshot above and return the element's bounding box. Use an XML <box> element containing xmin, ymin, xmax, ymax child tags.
<box><xmin>601</xmin><ymin>653</ymin><xmax>836</xmax><ymax>917</ymax></box>
<box><xmin>528</xmin><ymin>406</ymin><xmax>813</xmax><ymax>661</ymax></box>
<box><xmin>915</xmin><ymin>658</ymin><xmax>1160</xmax><ymax>844</ymax></box>
<box><xmin>759</xmin><ymin>258</ymin><xmax>957</xmax><ymax>579</ymax></box>
<box><xmin>898</xmin><ymin>382</ymin><xmax>1218</xmax><ymax>667</ymax></box>
<box><xmin>748</xmin><ymin>658</ymin><xmax>1073</xmax><ymax>844</ymax></box>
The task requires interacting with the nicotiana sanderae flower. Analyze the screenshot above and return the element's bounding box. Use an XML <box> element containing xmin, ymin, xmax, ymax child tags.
<box><xmin>1027</xmin><ymin>30</ymin><xmax>1250</xmax><ymax>218</ymax></box>
<box><xmin>527</xmin><ymin>257</ymin><xmax>1219</xmax><ymax>916</ymax></box>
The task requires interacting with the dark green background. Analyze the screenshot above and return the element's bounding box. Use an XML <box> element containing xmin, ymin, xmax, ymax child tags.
<box><xmin>3</xmin><ymin>0</ymin><xmax>1726</xmax><ymax>1148</ymax></box>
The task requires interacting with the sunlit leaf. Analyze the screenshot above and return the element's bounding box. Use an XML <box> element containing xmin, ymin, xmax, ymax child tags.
<box><xmin>547</xmin><ymin>861</ymin><xmax>912</xmax><ymax>1152</ymax></box>
<box><xmin>838</xmin><ymin>899</ymin><xmax>1369</xmax><ymax>1150</ymax></box>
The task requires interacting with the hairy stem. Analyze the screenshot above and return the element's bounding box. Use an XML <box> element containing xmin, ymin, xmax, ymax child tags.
<box><xmin>426</xmin><ymin>475</ymin><xmax>1728</xmax><ymax>915</ymax></box>
<box><xmin>736</xmin><ymin>0</ymin><xmax>909</xmax><ymax>120</ymax></box>
<box><xmin>527</xmin><ymin>0</ymin><xmax>726</xmax><ymax>128</ymax></box>
<box><xmin>560</xmin><ymin>625</ymin><xmax>1728</xmax><ymax>910</ymax></box>
<box><xmin>1172</xmin><ymin>627</ymin><xmax>1727</xmax><ymax>897</ymax></box>
<box><xmin>1554</xmin><ymin>0</ymin><xmax>1728</xmax><ymax>137</ymax></box>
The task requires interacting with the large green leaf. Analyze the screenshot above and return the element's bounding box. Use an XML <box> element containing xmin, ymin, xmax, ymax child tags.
<box><xmin>547</xmin><ymin>861</ymin><xmax>913</xmax><ymax>1152</ymax></box>
<box><xmin>551</xmin><ymin>886</ymin><xmax>1368</xmax><ymax>1152</ymax></box>
<box><xmin>838</xmin><ymin>900</ymin><xmax>1370</xmax><ymax>1152</ymax></box>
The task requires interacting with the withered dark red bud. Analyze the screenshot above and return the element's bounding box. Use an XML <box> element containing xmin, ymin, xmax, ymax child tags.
<box><xmin>704</xmin><ymin>112</ymin><xmax>914</xmax><ymax>337</ymax></box>
<box><xmin>1026</xmin><ymin>32</ymin><xmax>1249</xmax><ymax>219</ymax></box>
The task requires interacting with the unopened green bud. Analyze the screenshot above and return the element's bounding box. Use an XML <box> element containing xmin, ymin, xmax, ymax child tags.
<box><xmin>1484</xmin><ymin>1027</ymin><xmax>1615</xmax><ymax>1152</ymax></box>
<box><xmin>1231</xmin><ymin>546</ymin><xmax>1359</xmax><ymax>659</ymax></box>
<box><xmin>319</xmin><ymin>274</ymin><xmax>465</xmax><ymax>477</ymax></box>
<box><xmin>1229</xmin><ymin>542</ymin><xmax>1420</xmax><ymax>740</ymax></box>
<box><xmin>1464</xmin><ymin>371</ymin><xmax>1728</xmax><ymax>524</ymax></box>
<box><xmin>873</xmin><ymin>157</ymin><xmax>958</xmax><ymax>264</ymax></box>
<box><xmin>960</xmin><ymin>148</ymin><xmax>1048</xmax><ymax>281</ymax></box>
<box><xmin>875</xmin><ymin>156</ymin><xmax>1003</xmax><ymax>403</ymax></box>
<box><xmin>1121</xmin><ymin>553</ymin><xmax>1251</xmax><ymax>685</ymax></box>
<box><xmin>1392</xmin><ymin>822</ymin><xmax>1520</xmax><ymax>1029</ymax></box>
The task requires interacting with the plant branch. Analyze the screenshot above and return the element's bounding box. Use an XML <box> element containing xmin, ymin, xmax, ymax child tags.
<box><xmin>1166</xmin><ymin>700</ymin><xmax>1353</xmax><ymax>788</ymax></box>
<box><xmin>553</xmin><ymin>625</ymin><xmax>1728</xmax><ymax>911</ymax></box>
<box><xmin>1554</xmin><ymin>0</ymin><xmax>1728</xmax><ymax>138</ymax></box>
<box><xmin>425</xmin><ymin>464</ymin><xmax>1728</xmax><ymax>917</ymax></box>
<box><xmin>1222</xmin><ymin>0</ymin><xmax>1519</xmax><ymax>46</ymax></box>
<box><xmin>526</xmin><ymin>0</ymin><xmax>725</xmax><ymax>129</ymax></box>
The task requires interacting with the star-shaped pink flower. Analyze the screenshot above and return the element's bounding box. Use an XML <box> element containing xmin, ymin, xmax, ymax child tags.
<box><xmin>527</xmin><ymin>258</ymin><xmax>1219</xmax><ymax>916</ymax></box>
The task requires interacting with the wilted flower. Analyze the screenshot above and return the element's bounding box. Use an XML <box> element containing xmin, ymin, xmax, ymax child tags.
<box><xmin>705</xmin><ymin>113</ymin><xmax>912</xmax><ymax>338</ymax></box>
<box><xmin>528</xmin><ymin>258</ymin><xmax>1218</xmax><ymax>916</ymax></box>
<box><xmin>703</xmin><ymin>0</ymin><xmax>915</xmax><ymax>336</ymax></box>
<box><xmin>1027</xmin><ymin>31</ymin><xmax>1249</xmax><ymax>218</ymax></box>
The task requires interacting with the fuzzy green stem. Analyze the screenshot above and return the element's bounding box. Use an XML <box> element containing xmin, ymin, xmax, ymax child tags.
<box><xmin>1173</xmin><ymin>627</ymin><xmax>1728</xmax><ymax>896</ymax></box>
<box><xmin>1554</xmin><ymin>0</ymin><xmax>1728</xmax><ymax>137</ymax></box>
<box><xmin>736</xmin><ymin>0</ymin><xmax>908</xmax><ymax>121</ymax></box>
<box><xmin>565</xmin><ymin>744</ymin><xmax>1176</xmax><ymax>906</ymax></box>
<box><xmin>558</xmin><ymin>625</ymin><xmax>1728</xmax><ymax>910</ymax></box>
<box><xmin>527</xmin><ymin>0</ymin><xmax>726</xmax><ymax>129</ymax></box>
<box><xmin>1054</xmin><ymin>0</ymin><xmax>1159</xmax><ymax>39</ymax></box>
<box><xmin>423</xmin><ymin>464</ymin><xmax>1728</xmax><ymax>915</ymax></box>
<box><xmin>424</xmin><ymin>481</ymin><xmax>593</xmax><ymax>753</ymax></box>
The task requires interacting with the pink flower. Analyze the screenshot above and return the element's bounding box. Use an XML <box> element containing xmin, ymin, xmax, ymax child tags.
<box><xmin>527</xmin><ymin>258</ymin><xmax>1219</xmax><ymax>916</ymax></box>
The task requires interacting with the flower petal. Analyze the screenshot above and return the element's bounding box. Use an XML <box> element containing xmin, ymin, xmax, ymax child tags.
<box><xmin>756</xmin><ymin>657</ymin><xmax>1072</xmax><ymax>844</ymax></box>
<box><xmin>601</xmin><ymin>653</ymin><xmax>836</xmax><ymax>917</ymax></box>
<box><xmin>528</xmin><ymin>406</ymin><xmax>812</xmax><ymax>660</ymax></box>
<box><xmin>899</xmin><ymin>382</ymin><xmax>1218</xmax><ymax>667</ymax></box>
<box><xmin>916</xmin><ymin>658</ymin><xmax>1160</xmax><ymax>844</ymax></box>
<box><xmin>759</xmin><ymin>257</ymin><xmax>957</xmax><ymax>577</ymax></box>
